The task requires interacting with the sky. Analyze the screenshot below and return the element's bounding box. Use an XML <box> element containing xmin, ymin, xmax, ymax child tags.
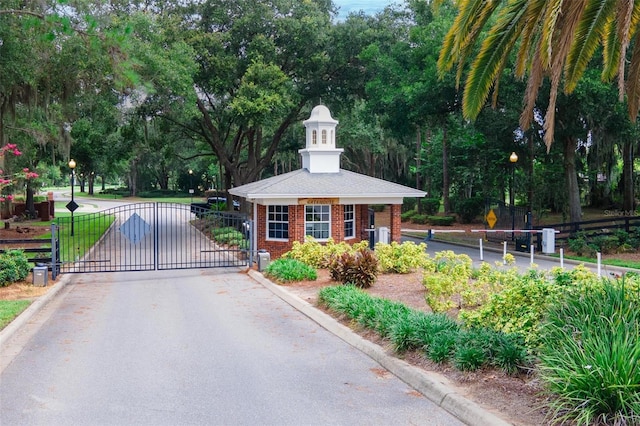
<box><xmin>333</xmin><ymin>0</ymin><xmax>399</xmax><ymax>19</ymax></box>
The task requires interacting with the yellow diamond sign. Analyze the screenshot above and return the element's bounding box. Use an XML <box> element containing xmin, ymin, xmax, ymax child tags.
<box><xmin>486</xmin><ymin>209</ymin><xmax>497</xmax><ymax>229</ymax></box>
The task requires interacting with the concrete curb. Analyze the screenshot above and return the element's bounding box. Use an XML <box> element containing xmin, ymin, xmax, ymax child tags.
<box><xmin>0</xmin><ymin>273</ymin><xmax>72</xmax><ymax>349</ymax></box>
<box><xmin>248</xmin><ymin>269</ymin><xmax>512</xmax><ymax>426</ymax></box>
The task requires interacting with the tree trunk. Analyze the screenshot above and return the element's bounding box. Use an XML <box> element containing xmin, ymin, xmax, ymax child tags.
<box><xmin>442</xmin><ymin>126</ymin><xmax>450</xmax><ymax>214</ymax></box>
<box><xmin>88</xmin><ymin>174</ymin><xmax>95</xmax><ymax>195</ymax></box>
<box><xmin>563</xmin><ymin>136</ymin><xmax>582</xmax><ymax>223</ymax></box>
<box><xmin>25</xmin><ymin>181</ymin><xmax>36</xmax><ymax>218</ymax></box>
<box><xmin>622</xmin><ymin>140</ymin><xmax>635</xmax><ymax>212</ymax></box>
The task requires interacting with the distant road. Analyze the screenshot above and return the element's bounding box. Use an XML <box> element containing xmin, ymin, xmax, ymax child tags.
<box><xmin>403</xmin><ymin>234</ymin><xmax>632</xmax><ymax>278</ymax></box>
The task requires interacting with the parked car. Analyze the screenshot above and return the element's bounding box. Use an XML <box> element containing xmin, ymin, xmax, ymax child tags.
<box><xmin>207</xmin><ymin>197</ymin><xmax>240</xmax><ymax>211</ymax></box>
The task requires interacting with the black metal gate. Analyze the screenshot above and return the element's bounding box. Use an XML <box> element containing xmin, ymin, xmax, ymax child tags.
<box><xmin>54</xmin><ymin>203</ymin><xmax>252</xmax><ymax>273</ymax></box>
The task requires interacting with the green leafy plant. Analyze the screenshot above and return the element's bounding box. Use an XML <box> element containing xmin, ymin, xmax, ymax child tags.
<box><xmin>538</xmin><ymin>280</ymin><xmax>640</xmax><ymax>426</ymax></box>
<box><xmin>282</xmin><ymin>236</ymin><xmax>368</xmax><ymax>268</ymax></box>
<box><xmin>317</xmin><ymin>284</ymin><xmax>528</xmax><ymax>374</ymax></box>
<box><xmin>427</xmin><ymin>215</ymin><xmax>455</xmax><ymax>226</ymax></box>
<box><xmin>452</xmin><ymin>196</ymin><xmax>484</xmax><ymax>224</ymax></box>
<box><xmin>0</xmin><ymin>250</ymin><xmax>30</xmax><ymax>287</ymax></box>
<box><xmin>263</xmin><ymin>258</ymin><xmax>317</xmax><ymax>283</ymax></box>
<box><xmin>422</xmin><ymin>251</ymin><xmax>474</xmax><ymax>312</ymax></box>
<box><xmin>427</xmin><ymin>330</ymin><xmax>457</xmax><ymax>363</ymax></box>
<box><xmin>420</xmin><ymin>198</ymin><xmax>441</xmax><ymax>215</ymax></box>
<box><xmin>375</xmin><ymin>241</ymin><xmax>428</xmax><ymax>273</ymax></box>
<box><xmin>401</xmin><ymin>209</ymin><xmax>417</xmax><ymax>222</ymax></box>
<box><xmin>411</xmin><ymin>214</ymin><xmax>428</xmax><ymax>224</ymax></box>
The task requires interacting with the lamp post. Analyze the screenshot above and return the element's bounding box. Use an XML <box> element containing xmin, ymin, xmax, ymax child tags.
<box><xmin>509</xmin><ymin>151</ymin><xmax>518</xmax><ymax>241</ymax></box>
<box><xmin>188</xmin><ymin>169</ymin><xmax>194</xmax><ymax>203</ymax></box>
<box><xmin>68</xmin><ymin>159</ymin><xmax>77</xmax><ymax>236</ymax></box>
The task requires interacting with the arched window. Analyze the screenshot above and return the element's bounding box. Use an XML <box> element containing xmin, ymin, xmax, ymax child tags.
<box><xmin>322</xmin><ymin>130</ymin><xmax>327</xmax><ymax>144</ymax></box>
<box><xmin>312</xmin><ymin>130</ymin><xmax>317</xmax><ymax>144</ymax></box>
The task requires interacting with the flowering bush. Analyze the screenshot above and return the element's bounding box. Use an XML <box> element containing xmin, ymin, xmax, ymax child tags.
<box><xmin>0</xmin><ymin>144</ymin><xmax>39</xmax><ymax>203</ymax></box>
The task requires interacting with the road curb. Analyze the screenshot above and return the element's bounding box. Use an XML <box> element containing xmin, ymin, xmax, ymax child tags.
<box><xmin>248</xmin><ymin>269</ymin><xmax>513</xmax><ymax>426</ymax></box>
<box><xmin>0</xmin><ymin>273</ymin><xmax>72</xmax><ymax>349</ymax></box>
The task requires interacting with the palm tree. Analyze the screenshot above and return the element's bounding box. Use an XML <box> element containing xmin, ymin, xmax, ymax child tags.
<box><xmin>437</xmin><ymin>0</ymin><xmax>640</xmax><ymax>151</ymax></box>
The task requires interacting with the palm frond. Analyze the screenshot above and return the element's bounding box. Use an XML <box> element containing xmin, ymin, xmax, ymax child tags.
<box><xmin>539</xmin><ymin>0</ymin><xmax>565</xmax><ymax>69</ymax></box>
<box><xmin>565</xmin><ymin>0</ymin><xmax>616</xmax><ymax>93</ymax></box>
<box><xmin>438</xmin><ymin>0</ymin><xmax>498</xmax><ymax>87</ymax></box>
<box><xmin>520</xmin><ymin>46</ymin><xmax>544</xmax><ymax>131</ymax></box>
<box><xmin>515</xmin><ymin>0</ymin><xmax>547</xmax><ymax>77</ymax></box>
<box><xmin>437</xmin><ymin>0</ymin><xmax>485</xmax><ymax>78</ymax></box>
<box><xmin>543</xmin><ymin>74</ymin><xmax>560</xmax><ymax>152</ymax></box>
<box><xmin>462</xmin><ymin>0</ymin><xmax>528</xmax><ymax>119</ymax></box>
<box><xmin>601</xmin><ymin>16</ymin><xmax>620</xmax><ymax>82</ymax></box>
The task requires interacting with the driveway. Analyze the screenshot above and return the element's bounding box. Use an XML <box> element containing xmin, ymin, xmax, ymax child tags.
<box><xmin>0</xmin><ymin>268</ymin><xmax>471</xmax><ymax>426</ymax></box>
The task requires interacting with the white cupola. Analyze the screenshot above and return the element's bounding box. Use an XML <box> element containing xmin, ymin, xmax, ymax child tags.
<box><xmin>299</xmin><ymin>105</ymin><xmax>343</xmax><ymax>173</ymax></box>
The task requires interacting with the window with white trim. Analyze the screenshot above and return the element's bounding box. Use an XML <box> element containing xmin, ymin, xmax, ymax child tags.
<box><xmin>267</xmin><ymin>205</ymin><xmax>289</xmax><ymax>240</ymax></box>
<box><xmin>344</xmin><ymin>204</ymin><xmax>355</xmax><ymax>239</ymax></box>
<box><xmin>312</xmin><ymin>130</ymin><xmax>317</xmax><ymax>144</ymax></box>
<box><xmin>305</xmin><ymin>205</ymin><xmax>330</xmax><ymax>240</ymax></box>
<box><xmin>321</xmin><ymin>129</ymin><xmax>327</xmax><ymax>144</ymax></box>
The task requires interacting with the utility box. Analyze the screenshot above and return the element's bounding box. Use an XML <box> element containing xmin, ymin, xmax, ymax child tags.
<box><xmin>33</xmin><ymin>266</ymin><xmax>48</xmax><ymax>287</ymax></box>
<box><xmin>376</xmin><ymin>227</ymin><xmax>390</xmax><ymax>244</ymax></box>
<box><xmin>257</xmin><ymin>250</ymin><xmax>271</xmax><ymax>272</ymax></box>
<box><xmin>542</xmin><ymin>228</ymin><xmax>556</xmax><ymax>254</ymax></box>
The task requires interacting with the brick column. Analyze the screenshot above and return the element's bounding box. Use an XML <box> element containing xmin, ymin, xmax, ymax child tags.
<box><xmin>389</xmin><ymin>204</ymin><xmax>402</xmax><ymax>243</ymax></box>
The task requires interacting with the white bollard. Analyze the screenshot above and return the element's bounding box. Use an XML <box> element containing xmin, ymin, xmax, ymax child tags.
<box><xmin>597</xmin><ymin>252</ymin><xmax>602</xmax><ymax>277</ymax></box>
<box><xmin>530</xmin><ymin>244</ymin><xmax>534</xmax><ymax>265</ymax></box>
<box><xmin>503</xmin><ymin>241</ymin><xmax>507</xmax><ymax>264</ymax></box>
<box><xmin>479</xmin><ymin>239</ymin><xmax>484</xmax><ymax>261</ymax></box>
<box><xmin>560</xmin><ymin>248</ymin><xmax>564</xmax><ymax>268</ymax></box>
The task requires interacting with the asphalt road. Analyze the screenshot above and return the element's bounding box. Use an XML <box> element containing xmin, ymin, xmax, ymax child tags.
<box><xmin>0</xmin><ymin>268</ymin><xmax>465</xmax><ymax>426</ymax></box>
<box><xmin>405</xmin><ymin>235</ymin><xmax>630</xmax><ymax>277</ymax></box>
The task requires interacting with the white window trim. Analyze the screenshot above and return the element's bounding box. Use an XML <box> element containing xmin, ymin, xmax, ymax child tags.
<box><xmin>266</xmin><ymin>205</ymin><xmax>289</xmax><ymax>241</ymax></box>
<box><xmin>305</xmin><ymin>204</ymin><xmax>331</xmax><ymax>241</ymax></box>
<box><xmin>344</xmin><ymin>204</ymin><xmax>355</xmax><ymax>239</ymax></box>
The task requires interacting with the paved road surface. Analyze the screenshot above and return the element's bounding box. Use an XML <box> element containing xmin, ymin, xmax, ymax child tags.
<box><xmin>405</xmin><ymin>236</ymin><xmax>630</xmax><ymax>277</ymax></box>
<box><xmin>0</xmin><ymin>269</ymin><xmax>465</xmax><ymax>426</ymax></box>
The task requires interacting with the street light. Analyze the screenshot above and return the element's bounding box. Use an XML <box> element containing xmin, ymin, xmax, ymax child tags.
<box><xmin>188</xmin><ymin>169</ymin><xmax>194</xmax><ymax>203</ymax></box>
<box><xmin>509</xmin><ymin>152</ymin><xmax>518</xmax><ymax>241</ymax></box>
<box><xmin>68</xmin><ymin>159</ymin><xmax>77</xmax><ymax>236</ymax></box>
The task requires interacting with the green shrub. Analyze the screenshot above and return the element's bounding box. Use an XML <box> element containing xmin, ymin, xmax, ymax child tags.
<box><xmin>411</xmin><ymin>214</ymin><xmax>428</xmax><ymax>224</ymax></box>
<box><xmin>459</xmin><ymin>270</ymin><xmax>558</xmax><ymax>347</ymax></box>
<box><xmin>0</xmin><ymin>250</ymin><xmax>30</xmax><ymax>287</ymax></box>
<box><xmin>422</xmin><ymin>251</ymin><xmax>474</xmax><ymax>312</ymax></box>
<box><xmin>538</xmin><ymin>280</ymin><xmax>640</xmax><ymax>426</ymax></box>
<box><xmin>402</xmin><ymin>197</ymin><xmax>417</xmax><ymax>213</ymax></box>
<box><xmin>427</xmin><ymin>330</ymin><xmax>457</xmax><ymax>363</ymax></box>
<box><xmin>375</xmin><ymin>241</ymin><xmax>429</xmax><ymax>273</ymax></box>
<box><xmin>452</xmin><ymin>196</ymin><xmax>484</xmax><ymax>224</ymax></box>
<box><xmin>282</xmin><ymin>237</ymin><xmax>369</xmax><ymax>268</ymax></box>
<box><xmin>317</xmin><ymin>285</ymin><xmax>529</xmax><ymax>373</ymax></box>
<box><xmin>401</xmin><ymin>210</ymin><xmax>417</xmax><ymax>222</ymax></box>
<box><xmin>327</xmin><ymin>248</ymin><xmax>379</xmax><ymax>288</ymax></box>
<box><xmin>420</xmin><ymin>198</ymin><xmax>441</xmax><ymax>215</ymax></box>
<box><xmin>264</xmin><ymin>258</ymin><xmax>317</xmax><ymax>283</ymax></box>
<box><xmin>490</xmin><ymin>333</ymin><xmax>529</xmax><ymax>375</ymax></box>
<box><xmin>427</xmin><ymin>215</ymin><xmax>455</xmax><ymax>226</ymax></box>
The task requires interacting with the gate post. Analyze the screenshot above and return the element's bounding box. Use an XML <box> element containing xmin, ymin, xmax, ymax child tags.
<box><xmin>51</xmin><ymin>223</ymin><xmax>58</xmax><ymax>280</ymax></box>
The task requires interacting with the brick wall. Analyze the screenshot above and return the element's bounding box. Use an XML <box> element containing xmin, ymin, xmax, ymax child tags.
<box><xmin>256</xmin><ymin>203</ymin><xmax>371</xmax><ymax>259</ymax></box>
